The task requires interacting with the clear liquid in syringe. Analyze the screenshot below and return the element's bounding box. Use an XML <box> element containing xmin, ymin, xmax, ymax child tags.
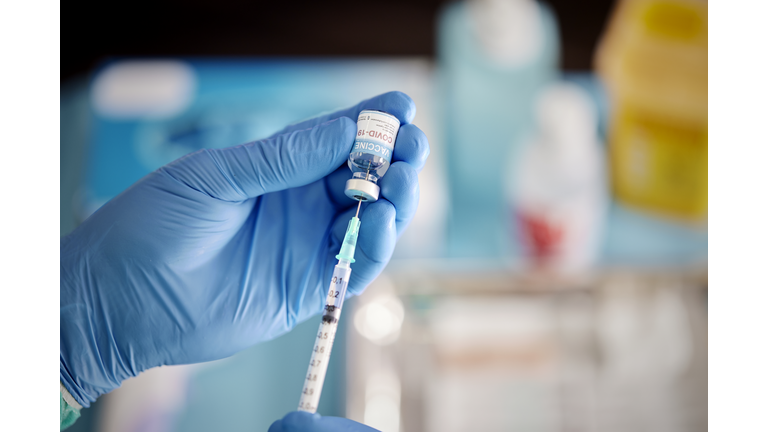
<box><xmin>297</xmin><ymin>261</ymin><xmax>351</xmax><ymax>413</ymax></box>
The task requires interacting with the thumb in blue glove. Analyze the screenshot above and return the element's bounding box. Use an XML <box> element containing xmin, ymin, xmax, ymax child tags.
<box><xmin>269</xmin><ymin>411</ymin><xmax>380</xmax><ymax>432</ymax></box>
<box><xmin>60</xmin><ymin>91</ymin><xmax>430</xmax><ymax>407</ymax></box>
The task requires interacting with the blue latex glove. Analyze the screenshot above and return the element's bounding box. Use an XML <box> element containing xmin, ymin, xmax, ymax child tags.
<box><xmin>270</xmin><ymin>411</ymin><xmax>379</xmax><ymax>432</ymax></box>
<box><xmin>60</xmin><ymin>91</ymin><xmax>429</xmax><ymax>407</ymax></box>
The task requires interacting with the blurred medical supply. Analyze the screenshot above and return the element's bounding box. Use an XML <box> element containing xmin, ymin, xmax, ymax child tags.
<box><xmin>596</xmin><ymin>0</ymin><xmax>708</xmax><ymax>222</ymax></box>
<box><xmin>426</xmin><ymin>297</ymin><xmax>560</xmax><ymax>432</ymax></box>
<box><xmin>437</xmin><ymin>0</ymin><xmax>560</xmax><ymax>258</ymax></box>
<box><xmin>345</xmin><ymin>266</ymin><xmax>707</xmax><ymax>432</ymax></box>
<box><xmin>509</xmin><ymin>82</ymin><xmax>607</xmax><ymax>273</ymax></box>
<box><xmin>97</xmin><ymin>365</ymin><xmax>195</xmax><ymax>432</ymax></box>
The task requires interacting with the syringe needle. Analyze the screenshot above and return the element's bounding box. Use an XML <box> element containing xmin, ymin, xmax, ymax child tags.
<box><xmin>355</xmin><ymin>161</ymin><xmax>371</xmax><ymax>219</ymax></box>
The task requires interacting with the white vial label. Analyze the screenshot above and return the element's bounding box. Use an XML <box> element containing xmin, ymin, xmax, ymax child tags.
<box><xmin>353</xmin><ymin>110</ymin><xmax>401</xmax><ymax>163</ymax></box>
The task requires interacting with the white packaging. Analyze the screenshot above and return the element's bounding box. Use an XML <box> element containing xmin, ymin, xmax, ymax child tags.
<box><xmin>508</xmin><ymin>82</ymin><xmax>607</xmax><ymax>272</ymax></box>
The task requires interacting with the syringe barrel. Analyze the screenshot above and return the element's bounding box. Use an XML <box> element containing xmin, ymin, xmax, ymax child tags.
<box><xmin>321</xmin><ymin>261</ymin><xmax>351</xmax><ymax>323</ymax></box>
<box><xmin>297</xmin><ymin>262</ymin><xmax>352</xmax><ymax>413</ymax></box>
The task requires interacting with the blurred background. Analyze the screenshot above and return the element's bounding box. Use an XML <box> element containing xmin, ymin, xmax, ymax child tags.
<box><xmin>61</xmin><ymin>0</ymin><xmax>707</xmax><ymax>431</ymax></box>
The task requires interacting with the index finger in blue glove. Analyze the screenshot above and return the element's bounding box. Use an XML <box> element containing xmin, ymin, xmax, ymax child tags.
<box><xmin>161</xmin><ymin>116</ymin><xmax>355</xmax><ymax>201</ymax></box>
<box><xmin>379</xmin><ymin>161</ymin><xmax>420</xmax><ymax>236</ymax></box>
<box><xmin>273</xmin><ymin>91</ymin><xmax>417</xmax><ymax>137</ymax></box>
<box><xmin>269</xmin><ymin>411</ymin><xmax>380</xmax><ymax>432</ymax></box>
<box><xmin>392</xmin><ymin>123</ymin><xmax>430</xmax><ymax>173</ymax></box>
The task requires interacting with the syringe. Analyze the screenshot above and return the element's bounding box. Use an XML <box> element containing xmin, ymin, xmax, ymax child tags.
<box><xmin>297</xmin><ymin>209</ymin><xmax>362</xmax><ymax>413</ymax></box>
<box><xmin>298</xmin><ymin>109</ymin><xmax>400</xmax><ymax>413</ymax></box>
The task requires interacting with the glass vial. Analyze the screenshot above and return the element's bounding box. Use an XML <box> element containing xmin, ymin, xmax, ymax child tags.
<box><xmin>345</xmin><ymin>110</ymin><xmax>401</xmax><ymax>202</ymax></box>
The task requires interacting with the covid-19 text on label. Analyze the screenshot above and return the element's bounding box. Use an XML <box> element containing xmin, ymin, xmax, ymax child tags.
<box><xmin>357</xmin><ymin>129</ymin><xmax>394</xmax><ymax>144</ymax></box>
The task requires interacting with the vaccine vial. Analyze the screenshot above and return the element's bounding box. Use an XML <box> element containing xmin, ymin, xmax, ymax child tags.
<box><xmin>345</xmin><ymin>109</ymin><xmax>401</xmax><ymax>202</ymax></box>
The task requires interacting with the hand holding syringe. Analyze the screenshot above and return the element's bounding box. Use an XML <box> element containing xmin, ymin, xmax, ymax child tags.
<box><xmin>58</xmin><ymin>89</ymin><xmax>427</xmax><ymax>432</ymax></box>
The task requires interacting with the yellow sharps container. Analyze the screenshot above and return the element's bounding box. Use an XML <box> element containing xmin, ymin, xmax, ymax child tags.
<box><xmin>596</xmin><ymin>0</ymin><xmax>707</xmax><ymax>221</ymax></box>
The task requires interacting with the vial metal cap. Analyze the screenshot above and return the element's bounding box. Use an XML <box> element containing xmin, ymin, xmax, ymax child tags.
<box><xmin>345</xmin><ymin>178</ymin><xmax>380</xmax><ymax>202</ymax></box>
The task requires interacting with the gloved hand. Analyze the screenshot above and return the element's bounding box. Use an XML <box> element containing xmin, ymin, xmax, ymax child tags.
<box><xmin>60</xmin><ymin>91</ymin><xmax>429</xmax><ymax>407</ymax></box>
<box><xmin>269</xmin><ymin>411</ymin><xmax>379</xmax><ymax>432</ymax></box>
